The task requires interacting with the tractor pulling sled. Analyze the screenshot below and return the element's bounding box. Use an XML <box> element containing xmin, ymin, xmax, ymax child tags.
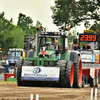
<box><xmin>17</xmin><ymin>27</ymin><xmax>82</xmax><ymax>88</ymax></box>
<box><xmin>78</xmin><ymin>30</ymin><xmax>100</xmax><ymax>87</ymax></box>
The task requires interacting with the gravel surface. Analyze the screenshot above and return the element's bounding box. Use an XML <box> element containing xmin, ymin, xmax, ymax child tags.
<box><xmin>0</xmin><ymin>83</ymin><xmax>100</xmax><ymax>100</ymax></box>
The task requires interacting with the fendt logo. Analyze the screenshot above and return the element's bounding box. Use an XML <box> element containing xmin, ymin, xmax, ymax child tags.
<box><xmin>33</xmin><ymin>67</ymin><xmax>41</xmax><ymax>74</ymax></box>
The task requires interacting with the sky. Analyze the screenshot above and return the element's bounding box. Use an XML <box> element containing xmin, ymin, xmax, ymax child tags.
<box><xmin>0</xmin><ymin>0</ymin><xmax>91</xmax><ymax>33</ymax></box>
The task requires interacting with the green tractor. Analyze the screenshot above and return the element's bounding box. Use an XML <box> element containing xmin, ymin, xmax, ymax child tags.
<box><xmin>17</xmin><ymin>28</ymin><xmax>82</xmax><ymax>88</ymax></box>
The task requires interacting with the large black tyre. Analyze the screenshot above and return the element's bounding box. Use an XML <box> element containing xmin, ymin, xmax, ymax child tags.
<box><xmin>73</xmin><ymin>56</ymin><xmax>82</xmax><ymax>88</ymax></box>
<box><xmin>66</xmin><ymin>61</ymin><xmax>74</xmax><ymax>88</ymax></box>
<box><xmin>17</xmin><ymin>60</ymin><xmax>23</xmax><ymax>86</ymax></box>
<box><xmin>56</xmin><ymin>60</ymin><xmax>74</xmax><ymax>88</ymax></box>
<box><xmin>17</xmin><ymin>66</ymin><xmax>22</xmax><ymax>86</ymax></box>
<box><xmin>16</xmin><ymin>59</ymin><xmax>23</xmax><ymax>67</ymax></box>
<box><xmin>56</xmin><ymin>60</ymin><xmax>66</xmax><ymax>87</ymax></box>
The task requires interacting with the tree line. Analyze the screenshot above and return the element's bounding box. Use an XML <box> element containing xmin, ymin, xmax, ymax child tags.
<box><xmin>51</xmin><ymin>0</ymin><xmax>100</xmax><ymax>31</ymax></box>
<box><xmin>0</xmin><ymin>12</ymin><xmax>45</xmax><ymax>52</ymax></box>
<box><xmin>51</xmin><ymin>0</ymin><xmax>100</xmax><ymax>45</ymax></box>
<box><xmin>1</xmin><ymin>0</ymin><xmax>100</xmax><ymax>52</ymax></box>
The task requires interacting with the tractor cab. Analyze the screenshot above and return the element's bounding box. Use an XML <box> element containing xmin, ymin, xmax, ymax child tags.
<box><xmin>38</xmin><ymin>32</ymin><xmax>66</xmax><ymax>59</ymax></box>
<box><xmin>24</xmin><ymin>31</ymin><xmax>68</xmax><ymax>60</ymax></box>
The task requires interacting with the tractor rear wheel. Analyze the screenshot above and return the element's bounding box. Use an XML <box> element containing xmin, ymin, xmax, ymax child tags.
<box><xmin>66</xmin><ymin>61</ymin><xmax>74</xmax><ymax>88</ymax></box>
<box><xmin>73</xmin><ymin>56</ymin><xmax>82</xmax><ymax>88</ymax></box>
<box><xmin>56</xmin><ymin>60</ymin><xmax>74</xmax><ymax>88</ymax></box>
<box><xmin>17</xmin><ymin>66</ymin><xmax>22</xmax><ymax>86</ymax></box>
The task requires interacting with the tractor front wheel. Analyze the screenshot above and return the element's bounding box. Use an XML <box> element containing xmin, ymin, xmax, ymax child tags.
<box><xmin>17</xmin><ymin>60</ymin><xmax>23</xmax><ymax>86</ymax></box>
<box><xmin>17</xmin><ymin>65</ymin><xmax>23</xmax><ymax>86</ymax></box>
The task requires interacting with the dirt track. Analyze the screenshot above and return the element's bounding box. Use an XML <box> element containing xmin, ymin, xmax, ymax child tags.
<box><xmin>0</xmin><ymin>83</ymin><xmax>100</xmax><ymax>100</ymax></box>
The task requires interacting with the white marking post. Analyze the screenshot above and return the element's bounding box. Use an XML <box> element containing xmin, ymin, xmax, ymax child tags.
<box><xmin>30</xmin><ymin>94</ymin><xmax>34</xmax><ymax>100</ymax></box>
<box><xmin>91</xmin><ymin>88</ymin><xmax>93</xmax><ymax>100</ymax></box>
<box><xmin>30</xmin><ymin>94</ymin><xmax>39</xmax><ymax>100</ymax></box>
<box><xmin>95</xmin><ymin>89</ymin><xmax>97</xmax><ymax>100</ymax></box>
<box><xmin>36</xmin><ymin>94</ymin><xmax>39</xmax><ymax>100</ymax></box>
<box><xmin>90</xmin><ymin>88</ymin><xmax>98</xmax><ymax>100</ymax></box>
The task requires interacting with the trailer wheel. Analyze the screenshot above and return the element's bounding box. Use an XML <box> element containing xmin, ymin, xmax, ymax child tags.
<box><xmin>73</xmin><ymin>56</ymin><xmax>82</xmax><ymax>88</ymax></box>
<box><xmin>56</xmin><ymin>60</ymin><xmax>74</xmax><ymax>88</ymax></box>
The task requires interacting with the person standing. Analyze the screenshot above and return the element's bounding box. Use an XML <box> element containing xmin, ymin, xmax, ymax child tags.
<box><xmin>73</xmin><ymin>43</ymin><xmax>80</xmax><ymax>51</ymax></box>
<box><xmin>82</xmin><ymin>42</ymin><xmax>91</xmax><ymax>50</ymax></box>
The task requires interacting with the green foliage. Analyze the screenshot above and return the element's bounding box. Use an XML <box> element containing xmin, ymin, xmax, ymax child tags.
<box><xmin>0</xmin><ymin>12</ymin><xmax>45</xmax><ymax>52</ymax></box>
<box><xmin>90</xmin><ymin>23</ymin><xmax>100</xmax><ymax>31</ymax></box>
<box><xmin>90</xmin><ymin>23</ymin><xmax>100</xmax><ymax>43</ymax></box>
<box><xmin>17</xmin><ymin>13</ymin><xmax>34</xmax><ymax>35</ymax></box>
<box><xmin>68</xmin><ymin>30</ymin><xmax>77</xmax><ymax>43</ymax></box>
<box><xmin>0</xmin><ymin>12</ymin><xmax>15</xmax><ymax>51</ymax></box>
<box><xmin>10</xmin><ymin>26</ymin><xmax>26</xmax><ymax>48</ymax></box>
<box><xmin>17</xmin><ymin>13</ymin><xmax>46</xmax><ymax>35</ymax></box>
<box><xmin>51</xmin><ymin>0</ymin><xmax>100</xmax><ymax>31</ymax></box>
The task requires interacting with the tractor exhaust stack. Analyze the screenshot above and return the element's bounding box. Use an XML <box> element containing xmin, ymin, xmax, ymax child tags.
<box><xmin>35</xmin><ymin>26</ymin><xmax>40</xmax><ymax>57</ymax></box>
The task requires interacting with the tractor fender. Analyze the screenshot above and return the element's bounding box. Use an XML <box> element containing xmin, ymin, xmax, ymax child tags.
<box><xmin>70</xmin><ymin>51</ymin><xmax>80</xmax><ymax>63</ymax></box>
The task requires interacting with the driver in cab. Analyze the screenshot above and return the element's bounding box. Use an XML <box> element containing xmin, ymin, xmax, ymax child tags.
<box><xmin>49</xmin><ymin>38</ymin><xmax>61</xmax><ymax>50</ymax></box>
